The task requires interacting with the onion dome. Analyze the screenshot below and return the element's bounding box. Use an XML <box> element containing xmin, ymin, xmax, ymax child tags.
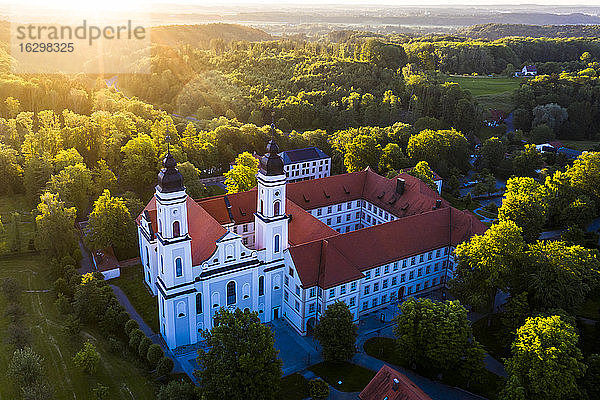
<box><xmin>260</xmin><ymin>138</ymin><xmax>284</xmax><ymax>176</ymax></box>
<box><xmin>157</xmin><ymin>151</ymin><xmax>184</xmax><ymax>193</ymax></box>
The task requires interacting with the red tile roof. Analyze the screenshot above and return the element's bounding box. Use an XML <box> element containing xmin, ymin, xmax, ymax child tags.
<box><xmin>196</xmin><ymin>189</ymin><xmax>257</xmax><ymax>225</ymax></box>
<box><xmin>137</xmin><ymin>197</ymin><xmax>227</xmax><ymax>266</ymax></box>
<box><xmin>289</xmin><ymin>207</ymin><xmax>486</xmax><ymax>289</ymax></box>
<box><xmin>286</xmin><ymin>167</ymin><xmax>446</xmax><ymax>218</ymax></box>
<box><xmin>359</xmin><ymin>365</ymin><xmax>432</xmax><ymax>400</ymax></box>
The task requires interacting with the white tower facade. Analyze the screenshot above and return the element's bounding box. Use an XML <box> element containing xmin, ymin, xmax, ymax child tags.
<box><xmin>255</xmin><ymin>139</ymin><xmax>288</xmax><ymax>263</ymax></box>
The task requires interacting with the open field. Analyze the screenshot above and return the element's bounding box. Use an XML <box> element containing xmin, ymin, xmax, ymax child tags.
<box><xmin>560</xmin><ymin>140</ymin><xmax>600</xmax><ymax>152</ymax></box>
<box><xmin>0</xmin><ymin>195</ymin><xmax>36</xmax><ymax>253</ymax></box>
<box><xmin>0</xmin><ymin>254</ymin><xmax>159</xmax><ymax>400</ymax></box>
<box><xmin>445</xmin><ymin>75</ymin><xmax>524</xmax><ymax>113</ymax></box>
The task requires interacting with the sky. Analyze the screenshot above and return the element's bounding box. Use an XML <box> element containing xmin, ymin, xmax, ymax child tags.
<box><xmin>1</xmin><ymin>0</ymin><xmax>599</xmax><ymax>9</ymax></box>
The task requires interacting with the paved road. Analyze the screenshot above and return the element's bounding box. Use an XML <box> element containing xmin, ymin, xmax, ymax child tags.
<box><xmin>78</xmin><ymin>239</ymin><xmax>95</xmax><ymax>275</ymax></box>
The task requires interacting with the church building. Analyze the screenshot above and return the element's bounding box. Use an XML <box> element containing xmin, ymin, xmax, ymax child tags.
<box><xmin>137</xmin><ymin>140</ymin><xmax>486</xmax><ymax>349</ymax></box>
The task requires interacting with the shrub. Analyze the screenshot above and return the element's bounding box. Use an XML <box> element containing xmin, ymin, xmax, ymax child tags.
<box><xmin>22</xmin><ymin>381</ymin><xmax>53</xmax><ymax>400</ymax></box>
<box><xmin>107</xmin><ymin>337</ymin><xmax>123</xmax><ymax>354</ymax></box>
<box><xmin>5</xmin><ymin>302</ymin><xmax>24</xmax><ymax>322</ymax></box>
<box><xmin>92</xmin><ymin>383</ymin><xmax>109</xmax><ymax>400</ymax></box>
<box><xmin>156</xmin><ymin>357</ymin><xmax>174</xmax><ymax>377</ymax></box>
<box><xmin>138</xmin><ymin>337</ymin><xmax>152</xmax><ymax>359</ymax></box>
<box><xmin>8</xmin><ymin>347</ymin><xmax>44</xmax><ymax>386</ymax></box>
<box><xmin>0</xmin><ymin>277</ymin><xmax>21</xmax><ymax>299</ymax></box>
<box><xmin>125</xmin><ymin>319</ymin><xmax>139</xmax><ymax>336</ymax></box>
<box><xmin>73</xmin><ymin>341</ymin><xmax>100</xmax><ymax>375</ymax></box>
<box><xmin>157</xmin><ymin>381</ymin><xmax>199</xmax><ymax>400</ymax></box>
<box><xmin>54</xmin><ymin>293</ymin><xmax>73</xmax><ymax>314</ymax></box>
<box><xmin>63</xmin><ymin>314</ymin><xmax>81</xmax><ymax>336</ymax></box>
<box><xmin>128</xmin><ymin>329</ymin><xmax>144</xmax><ymax>349</ymax></box>
<box><xmin>147</xmin><ymin>344</ymin><xmax>163</xmax><ymax>367</ymax></box>
<box><xmin>309</xmin><ymin>378</ymin><xmax>329</xmax><ymax>400</ymax></box>
<box><xmin>7</xmin><ymin>322</ymin><xmax>31</xmax><ymax>349</ymax></box>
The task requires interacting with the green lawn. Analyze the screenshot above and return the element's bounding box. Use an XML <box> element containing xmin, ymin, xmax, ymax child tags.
<box><xmin>308</xmin><ymin>361</ymin><xmax>376</xmax><ymax>392</ymax></box>
<box><xmin>277</xmin><ymin>373</ymin><xmax>309</xmax><ymax>399</ymax></box>
<box><xmin>0</xmin><ymin>194</ymin><xmax>37</xmax><ymax>253</ymax></box>
<box><xmin>445</xmin><ymin>75</ymin><xmax>524</xmax><ymax>113</ymax></box>
<box><xmin>0</xmin><ymin>255</ymin><xmax>159</xmax><ymax>400</ymax></box>
<box><xmin>560</xmin><ymin>140</ymin><xmax>600</xmax><ymax>152</ymax></box>
<box><xmin>112</xmin><ymin>264</ymin><xmax>159</xmax><ymax>332</ymax></box>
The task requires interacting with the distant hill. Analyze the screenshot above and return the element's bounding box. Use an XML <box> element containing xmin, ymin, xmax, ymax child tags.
<box><xmin>152</xmin><ymin>23</ymin><xmax>272</xmax><ymax>49</ymax></box>
<box><xmin>459</xmin><ymin>24</ymin><xmax>600</xmax><ymax>40</ymax></box>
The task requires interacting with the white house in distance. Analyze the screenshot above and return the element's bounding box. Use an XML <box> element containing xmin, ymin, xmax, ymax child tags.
<box><xmin>137</xmin><ymin>141</ymin><xmax>486</xmax><ymax>349</ymax></box>
<box><xmin>280</xmin><ymin>147</ymin><xmax>331</xmax><ymax>182</ymax></box>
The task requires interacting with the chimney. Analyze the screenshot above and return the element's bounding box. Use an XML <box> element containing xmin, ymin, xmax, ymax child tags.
<box><xmin>396</xmin><ymin>178</ymin><xmax>405</xmax><ymax>195</ymax></box>
<box><xmin>392</xmin><ymin>378</ymin><xmax>399</xmax><ymax>391</ymax></box>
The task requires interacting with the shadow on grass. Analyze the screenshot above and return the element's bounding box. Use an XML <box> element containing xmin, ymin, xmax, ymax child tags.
<box><xmin>308</xmin><ymin>361</ymin><xmax>376</xmax><ymax>392</ymax></box>
<box><xmin>277</xmin><ymin>373</ymin><xmax>309</xmax><ymax>400</ymax></box>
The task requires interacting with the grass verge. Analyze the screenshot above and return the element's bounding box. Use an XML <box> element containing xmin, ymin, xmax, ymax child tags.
<box><xmin>111</xmin><ymin>264</ymin><xmax>159</xmax><ymax>332</ymax></box>
<box><xmin>309</xmin><ymin>361</ymin><xmax>375</xmax><ymax>392</ymax></box>
<box><xmin>277</xmin><ymin>373</ymin><xmax>309</xmax><ymax>399</ymax></box>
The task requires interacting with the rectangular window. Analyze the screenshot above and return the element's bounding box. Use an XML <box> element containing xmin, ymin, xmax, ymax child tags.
<box><xmin>337</xmin><ymin>204</ymin><xmax>342</xmax><ymax>211</ymax></box>
<box><xmin>411</xmin><ymin>257</ymin><xmax>416</xmax><ymax>265</ymax></box>
<box><xmin>401</xmin><ymin>274</ymin><xmax>406</xmax><ymax>282</ymax></box>
<box><xmin>243</xmin><ymin>224</ymin><xmax>248</xmax><ymax>233</ymax></box>
<box><xmin>317</xmin><ymin>209</ymin><xmax>322</xmax><ymax>216</ymax></box>
<box><xmin>327</xmin><ymin>206</ymin><xmax>332</xmax><ymax>214</ymax></box>
<box><xmin>327</xmin><ymin>218</ymin><xmax>331</xmax><ymax>225</ymax></box>
<box><xmin>329</xmin><ymin>288</ymin><xmax>335</xmax><ymax>298</ymax></box>
<box><xmin>426</xmin><ymin>266</ymin><xmax>430</xmax><ymax>274</ymax></box>
<box><xmin>419</xmin><ymin>254</ymin><xmax>424</xmax><ymax>262</ymax></box>
<box><xmin>428</xmin><ymin>252</ymin><xmax>432</xmax><ymax>260</ymax></box>
<box><xmin>350</xmin><ymin>282</ymin><xmax>357</xmax><ymax>291</ymax></box>
<box><xmin>336</xmin><ymin>216</ymin><xmax>341</xmax><ymax>223</ymax></box>
<box><xmin>372</xmin><ymin>298</ymin><xmax>378</xmax><ymax>307</ymax></box>
<box><xmin>355</xmin><ymin>212</ymin><xmax>360</xmax><ymax>219</ymax></box>
<box><xmin>289</xmin><ymin>267</ymin><xmax>294</xmax><ymax>277</ymax></box>
<box><xmin>296</xmin><ymin>285</ymin><xmax>301</xmax><ymax>296</ymax></box>
<box><xmin>444</xmin><ymin>247</ymin><xmax>449</xmax><ymax>255</ymax></box>
<box><xmin>433</xmin><ymin>278</ymin><xmax>438</xmax><ymax>285</ymax></box>
<box><xmin>233</xmin><ymin>226</ymin><xmax>237</xmax><ymax>233</ymax></box>
<box><xmin>392</xmin><ymin>276</ymin><xmax>397</xmax><ymax>286</ymax></box>
<box><xmin>434</xmin><ymin>263</ymin><xmax>439</xmax><ymax>272</ymax></box>
<box><xmin>373</xmin><ymin>283</ymin><xmax>379</xmax><ymax>292</ymax></box>
<box><xmin>416</xmin><ymin>283</ymin><xmax>421</xmax><ymax>291</ymax></box>
<box><xmin>384</xmin><ymin>265</ymin><xmax>389</xmax><ymax>274</ymax></box>
<box><xmin>424</xmin><ymin>281</ymin><xmax>429</xmax><ymax>288</ymax></box>
<box><xmin>284</xmin><ymin>291</ymin><xmax>289</xmax><ymax>301</ymax></box>
<box><xmin>381</xmin><ymin>294</ymin><xmax>387</xmax><ymax>303</ymax></box>
<box><xmin>365</xmin><ymin>271</ymin><xmax>371</xmax><ymax>280</ymax></box>
<box><xmin>364</xmin><ymin>286</ymin><xmax>370</xmax><ymax>295</ymax></box>
<box><xmin>340</xmin><ymin>285</ymin><xmax>346</xmax><ymax>295</ymax></box>
<box><xmin>403</xmin><ymin>260</ymin><xmax>407</xmax><ymax>268</ymax></box>
<box><xmin>317</xmin><ymin>304</ymin><xmax>322</xmax><ymax>313</ymax></box>
<box><xmin>295</xmin><ymin>301</ymin><xmax>300</xmax><ymax>311</ymax></box>
<box><xmin>309</xmin><ymin>303</ymin><xmax>315</xmax><ymax>313</ymax></box>
<box><xmin>285</xmin><ymin>276</ymin><xmax>289</xmax><ymax>286</ymax></box>
<box><xmin>418</xmin><ymin>268</ymin><xmax>423</xmax><ymax>277</ymax></box>
<box><xmin>349</xmin><ymin>297</ymin><xmax>356</xmax><ymax>307</ymax></box>
<box><xmin>363</xmin><ymin>301</ymin><xmax>369</xmax><ymax>310</ymax></box>
<box><xmin>382</xmin><ymin>279</ymin><xmax>388</xmax><ymax>289</ymax></box>
<box><xmin>375</xmin><ymin>268</ymin><xmax>380</xmax><ymax>277</ymax></box>
<box><xmin>436</xmin><ymin>249</ymin><xmax>441</xmax><ymax>257</ymax></box>
<box><xmin>243</xmin><ymin>237</ymin><xmax>248</xmax><ymax>245</ymax></box>
<box><xmin>310</xmin><ymin>287</ymin><xmax>316</xmax><ymax>297</ymax></box>
<box><xmin>408</xmin><ymin>286</ymin><xmax>413</xmax><ymax>294</ymax></box>
<box><xmin>347</xmin><ymin>202</ymin><xmax>352</xmax><ymax>209</ymax></box>
<box><xmin>346</xmin><ymin>214</ymin><xmax>350</xmax><ymax>221</ymax></box>
<box><xmin>409</xmin><ymin>271</ymin><xmax>414</xmax><ymax>280</ymax></box>
<box><xmin>393</xmin><ymin>262</ymin><xmax>398</xmax><ymax>271</ymax></box>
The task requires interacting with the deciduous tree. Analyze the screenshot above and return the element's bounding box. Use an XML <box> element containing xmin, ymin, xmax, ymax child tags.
<box><xmin>314</xmin><ymin>301</ymin><xmax>357</xmax><ymax>362</ymax></box>
<box><xmin>195</xmin><ymin>308</ymin><xmax>282</xmax><ymax>400</ymax></box>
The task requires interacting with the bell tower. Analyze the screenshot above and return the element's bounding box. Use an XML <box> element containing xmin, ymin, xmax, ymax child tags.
<box><xmin>255</xmin><ymin>133</ymin><xmax>288</xmax><ymax>263</ymax></box>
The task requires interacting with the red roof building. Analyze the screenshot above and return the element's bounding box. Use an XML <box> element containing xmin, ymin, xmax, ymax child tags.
<box><xmin>360</xmin><ymin>365</ymin><xmax>432</xmax><ymax>400</ymax></box>
<box><xmin>137</xmin><ymin>144</ymin><xmax>486</xmax><ymax>348</ymax></box>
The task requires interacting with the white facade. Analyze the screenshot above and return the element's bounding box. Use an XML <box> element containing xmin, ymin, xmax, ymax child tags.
<box><xmin>138</xmin><ymin>151</ymin><xmax>471</xmax><ymax>348</ymax></box>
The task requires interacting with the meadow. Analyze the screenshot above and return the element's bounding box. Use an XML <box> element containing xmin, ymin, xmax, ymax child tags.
<box><xmin>445</xmin><ymin>75</ymin><xmax>524</xmax><ymax>113</ymax></box>
<box><xmin>0</xmin><ymin>254</ymin><xmax>159</xmax><ymax>399</ymax></box>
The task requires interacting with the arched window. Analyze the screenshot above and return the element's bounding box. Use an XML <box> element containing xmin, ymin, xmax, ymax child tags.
<box><xmin>226</xmin><ymin>244</ymin><xmax>234</xmax><ymax>259</ymax></box>
<box><xmin>173</xmin><ymin>221</ymin><xmax>180</xmax><ymax>237</ymax></box>
<box><xmin>227</xmin><ymin>281</ymin><xmax>236</xmax><ymax>305</ymax></box>
<box><xmin>212</xmin><ymin>292</ymin><xmax>219</xmax><ymax>308</ymax></box>
<box><xmin>145</xmin><ymin>247</ymin><xmax>149</xmax><ymax>267</ymax></box>
<box><xmin>243</xmin><ymin>283</ymin><xmax>250</xmax><ymax>299</ymax></box>
<box><xmin>273</xmin><ymin>200</ymin><xmax>280</xmax><ymax>216</ymax></box>
<box><xmin>274</xmin><ymin>234</ymin><xmax>280</xmax><ymax>253</ymax></box>
<box><xmin>175</xmin><ymin>258</ymin><xmax>183</xmax><ymax>277</ymax></box>
<box><xmin>258</xmin><ymin>276</ymin><xmax>265</xmax><ymax>296</ymax></box>
<box><xmin>158</xmin><ymin>219</ymin><xmax>162</xmax><ymax>234</ymax></box>
<box><xmin>260</xmin><ymin>200</ymin><xmax>264</xmax><ymax>214</ymax></box>
<box><xmin>160</xmin><ymin>255</ymin><xmax>164</xmax><ymax>274</ymax></box>
<box><xmin>196</xmin><ymin>293</ymin><xmax>202</xmax><ymax>314</ymax></box>
<box><xmin>177</xmin><ymin>301</ymin><xmax>186</xmax><ymax>318</ymax></box>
